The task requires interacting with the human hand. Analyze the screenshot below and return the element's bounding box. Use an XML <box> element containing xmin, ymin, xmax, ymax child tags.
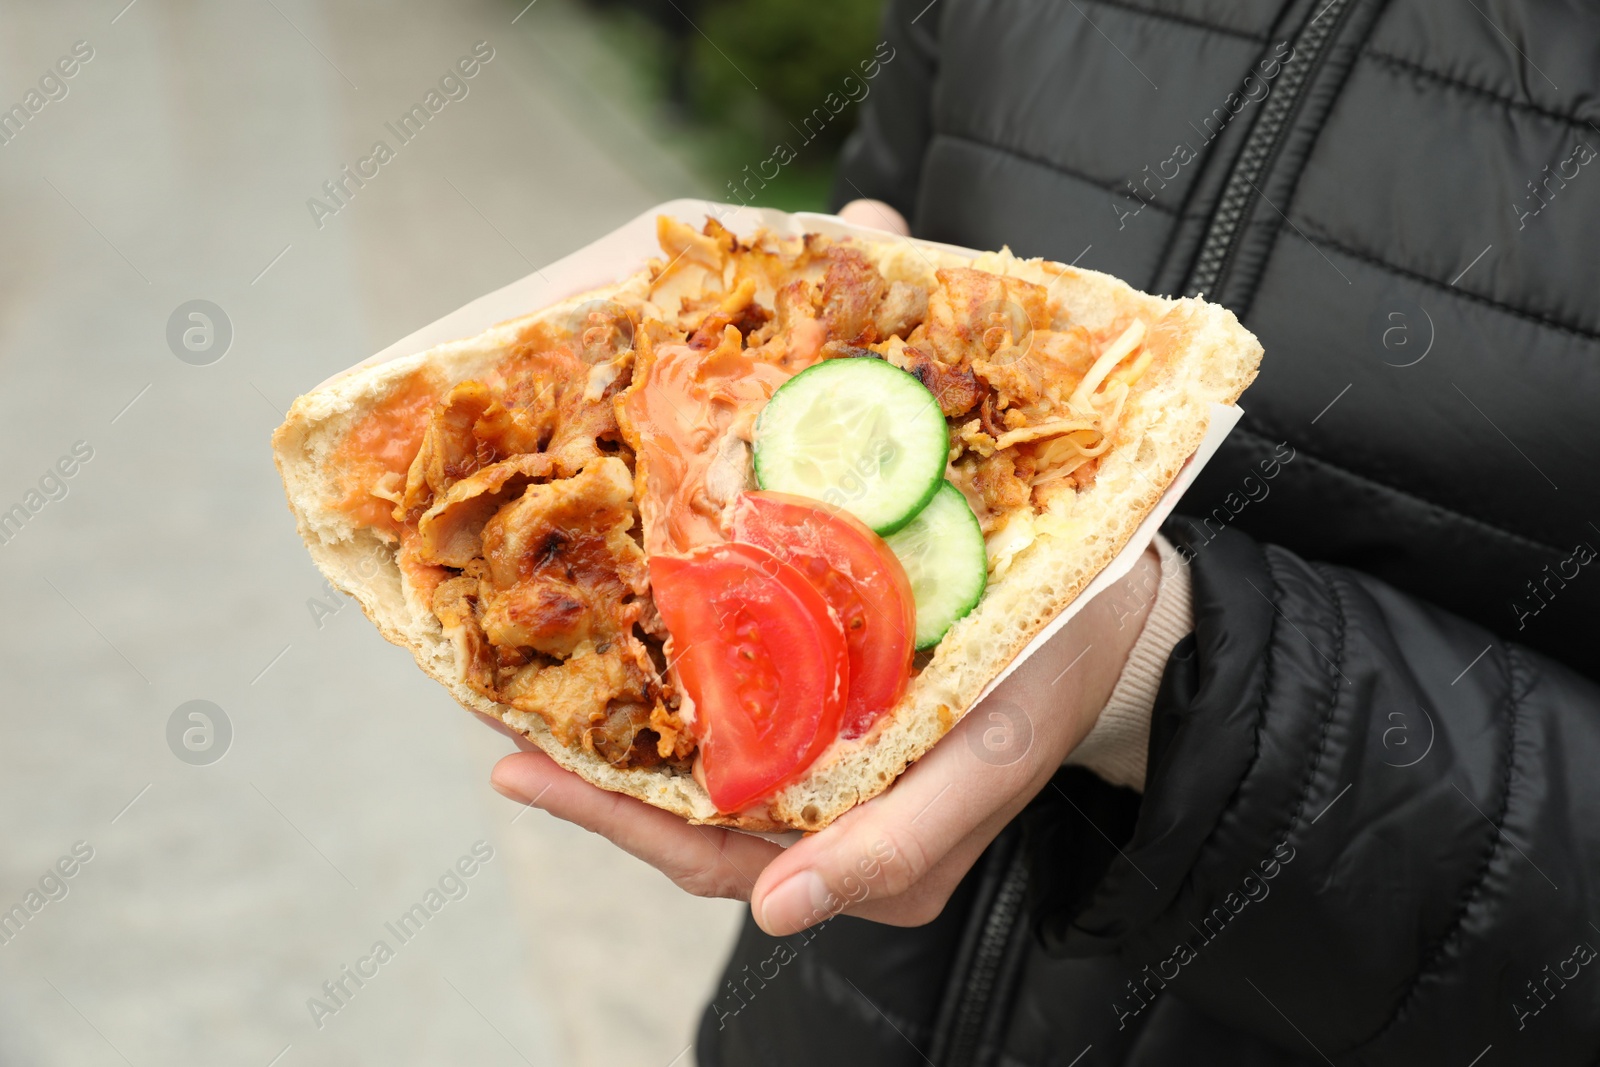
<box><xmin>836</xmin><ymin>198</ymin><xmax>910</xmax><ymax>237</ymax></box>
<box><xmin>487</xmin><ymin>547</ymin><xmax>1161</xmax><ymax>936</ymax></box>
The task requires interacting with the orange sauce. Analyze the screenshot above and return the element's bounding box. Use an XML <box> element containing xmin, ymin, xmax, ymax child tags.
<box><xmin>397</xmin><ymin>536</ymin><xmax>449</xmax><ymax>603</ymax></box>
<box><xmin>329</xmin><ymin>369</ymin><xmax>437</xmax><ymax>535</ymax></box>
<box><xmin>491</xmin><ymin>343</ymin><xmax>583</xmax><ymax>392</ymax></box>
<box><xmin>623</xmin><ymin>334</ymin><xmax>794</xmax><ymax>557</ymax></box>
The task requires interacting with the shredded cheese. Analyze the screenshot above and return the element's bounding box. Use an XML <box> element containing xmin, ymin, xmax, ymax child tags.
<box><xmin>993</xmin><ymin>418</ymin><xmax>1100</xmax><ymax>450</ymax></box>
<box><xmin>1110</xmin><ymin>346</ymin><xmax>1154</xmax><ymax>389</ymax></box>
<box><xmin>1068</xmin><ymin>319</ymin><xmax>1146</xmax><ymax>414</ymax></box>
<box><xmin>1030</xmin><ymin>452</ymin><xmax>1092</xmax><ymax>487</ymax></box>
<box><xmin>1099</xmin><ymin>381</ymin><xmax>1130</xmax><ymax>438</ymax></box>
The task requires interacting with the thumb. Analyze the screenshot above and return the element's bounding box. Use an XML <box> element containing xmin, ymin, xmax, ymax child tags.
<box><xmin>749</xmin><ymin>809</ymin><xmax>930</xmax><ymax>938</ymax></box>
<box><xmin>749</xmin><ymin>709</ymin><xmax>1040</xmax><ymax>936</ymax></box>
<box><xmin>836</xmin><ymin>198</ymin><xmax>910</xmax><ymax>237</ymax></box>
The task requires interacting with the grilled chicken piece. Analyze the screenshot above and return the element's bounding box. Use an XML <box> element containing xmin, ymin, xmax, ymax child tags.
<box><xmin>431</xmin><ymin>573</ymin><xmax>497</xmax><ymax>696</ymax></box>
<box><xmin>972</xmin><ymin>325</ymin><xmax>1097</xmax><ymax>418</ymax></box>
<box><xmin>415</xmin><ymin>453</ymin><xmax>553</xmax><ymax>568</ymax></box>
<box><xmin>924</xmin><ymin>267</ymin><xmax>1049</xmax><ymax>369</ymax></box>
<box><xmin>656</xmin><ymin>215</ymin><xmax>727</xmax><ymax>276</ymax></box>
<box><xmin>820</xmin><ymin>247</ymin><xmax>889</xmax><ymax>344</ymax></box>
<box><xmin>890</xmin><ymin>342</ymin><xmax>984</xmax><ymax>417</ymax></box>
<box><xmin>496</xmin><ymin>347</ymin><xmax>627</xmax><ymax>478</ymax></box>
<box><xmin>400</xmin><ymin>357</ymin><xmax>593</xmax><ymax>523</ymax></box>
<box><xmin>970</xmin><ymin>450</ymin><xmax>1031</xmax><ymax>528</ymax></box>
<box><xmin>585</xmin><ymin>699</ymin><xmax>670</xmax><ymax>768</ymax></box>
<box><xmin>478</xmin><ymin>457</ymin><xmax>647</xmax><ymax>659</ymax></box>
<box><xmin>874</xmin><ymin>280</ymin><xmax>929</xmax><ymax>341</ymax></box>
<box><xmin>400</xmin><ymin>381</ymin><xmax>496</xmax><ymax>516</ymax></box>
<box><xmin>546</xmin><ymin>391</ymin><xmax>620</xmax><ymax>478</ymax></box>
<box><xmin>499</xmin><ymin>639</ymin><xmax>646</xmax><ymax>747</ymax></box>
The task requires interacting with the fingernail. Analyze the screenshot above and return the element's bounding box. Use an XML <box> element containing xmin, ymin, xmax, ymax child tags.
<box><xmin>490</xmin><ymin>777</ymin><xmax>527</xmax><ymax>804</ymax></box>
<box><xmin>490</xmin><ymin>766</ymin><xmax>538</xmax><ymax>806</ymax></box>
<box><xmin>759</xmin><ymin>870</ymin><xmax>830</xmax><ymax>935</ymax></box>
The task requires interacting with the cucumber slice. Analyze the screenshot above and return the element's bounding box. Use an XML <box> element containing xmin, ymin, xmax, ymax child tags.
<box><xmin>884</xmin><ymin>481</ymin><xmax>988</xmax><ymax>649</ymax></box>
<box><xmin>754</xmin><ymin>357</ymin><xmax>948</xmax><ymax>535</ymax></box>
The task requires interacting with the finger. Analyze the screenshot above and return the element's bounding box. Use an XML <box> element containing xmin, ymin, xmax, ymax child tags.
<box><xmin>836</xmin><ymin>198</ymin><xmax>910</xmax><ymax>236</ymax></box>
<box><xmin>750</xmin><ymin>705</ymin><xmax>1047</xmax><ymax>936</ymax></box>
<box><xmin>843</xmin><ymin>794</ymin><xmax>1033</xmax><ymax>928</ymax></box>
<box><xmin>492</xmin><ymin>749</ymin><xmax>781</xmax><ymax>900</ymax></box>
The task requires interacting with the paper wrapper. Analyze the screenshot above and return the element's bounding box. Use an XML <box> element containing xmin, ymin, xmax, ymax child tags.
<box><xmin>327</xmin><ymin>199</ymin><xmax>1242</xmax><ymax>833</ymax></box>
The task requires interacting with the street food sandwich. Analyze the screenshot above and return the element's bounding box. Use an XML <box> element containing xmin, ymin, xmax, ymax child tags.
<box><xmin>273</xmin><ymin>214</ymin><xmax>1261</xmax><ymax>831</ymax></box>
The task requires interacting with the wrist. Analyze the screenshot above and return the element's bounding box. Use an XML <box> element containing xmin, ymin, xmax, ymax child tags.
<box><xmin>968</xmin><ymin>542</ymin><xmax>1170</xmax><ymax>779</ymax></box>
<box><xmin>1066</xmin><ymin>535</ymin><xmax>1194</xmax><ymax>790</ymax></box>
<box><xmin>1042</xmin><ymin>547</ymin><xmax>1163</xmax><ymax>753</ymax></box>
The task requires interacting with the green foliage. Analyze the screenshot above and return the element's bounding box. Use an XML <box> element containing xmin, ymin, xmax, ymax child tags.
<box><xmin>692</xmin><ymin>0</ymin><xmax>885</xmax><ymax>156</ymax></box>
<box><xmin>573</xmin><ymin>0</ymin><xmax>884</xmax><ymax>210</ymax></box>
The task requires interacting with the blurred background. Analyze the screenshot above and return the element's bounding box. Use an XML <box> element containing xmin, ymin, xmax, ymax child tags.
<box><xmin>0</xmin><ymin>0</ymin><xmax>879</xmax><ymax>1064</ymax></box>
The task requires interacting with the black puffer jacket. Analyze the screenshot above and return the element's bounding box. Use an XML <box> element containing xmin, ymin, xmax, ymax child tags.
<box><xmin>698</xmin><ymin>1</ymin><xmax>1600</xmax><ymax>1063</ymax></box>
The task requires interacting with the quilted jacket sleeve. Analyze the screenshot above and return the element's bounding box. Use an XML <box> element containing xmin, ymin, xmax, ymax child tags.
<box><xmin>1051</xmin><ymin>519</ymin><xmax>1600</xmax><ymax>1064</ymax></box>
<box><xmin>828</xmin><ymin>0</ymin><xmax>940</xmax><ymax>219</ymax></box>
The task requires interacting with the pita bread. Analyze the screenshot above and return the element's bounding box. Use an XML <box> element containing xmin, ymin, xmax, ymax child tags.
<box><xmin>272</xmin><ymin>214</ymin><xmax>1261</xmax><ymax>831</ymax></box>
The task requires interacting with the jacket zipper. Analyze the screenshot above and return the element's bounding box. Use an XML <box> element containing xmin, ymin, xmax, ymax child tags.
<box><xmin>1183</xmin><ymin>0</ymin><xmax>1358</xmax><ymax>299</ymax></box>
<box><xmin>929</xmin><ymin>9</ymin><xmax>1368</xmax><ymax>1061</ymax></box>
<box><xmin>930</xmin><ymin>835</ymin><xmax>1031</xmax><ymax>1067</ymax></box>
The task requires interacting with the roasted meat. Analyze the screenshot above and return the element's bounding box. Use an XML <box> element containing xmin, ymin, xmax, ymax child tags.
<box><xmin>478</xmin><ymin>457</ymin><xmax>647</xmax><ymax>659</ymax></box>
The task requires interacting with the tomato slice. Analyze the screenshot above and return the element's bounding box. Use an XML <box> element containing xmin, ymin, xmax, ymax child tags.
<box><xmin>648</xmin><ymin>542</ymin><xmax>848</xmax><ymax>813</ymax></box>
<box><xmin>732</xmin><ymin>491</ymin><xmax>916</xmax><ymax>739</ymax></box>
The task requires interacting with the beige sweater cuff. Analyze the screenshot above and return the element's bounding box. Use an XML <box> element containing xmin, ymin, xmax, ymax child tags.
<box><xmin>1063</xmin><ymin>534</ymin><xmax>1192</xmax><ymax>792</ymax></box>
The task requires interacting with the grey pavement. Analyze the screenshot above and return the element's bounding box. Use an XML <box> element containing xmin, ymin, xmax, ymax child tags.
<box><xmin>0</xmin><ymin>2</ymin><xmax>744</xmax><ymax>1064</ymax></box>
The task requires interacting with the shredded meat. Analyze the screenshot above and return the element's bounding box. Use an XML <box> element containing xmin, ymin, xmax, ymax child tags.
<box><xmin>499</xmin><ymin>640</ymin><xmax>647</xmax><ymax>747</ymax></box>
<box><xmin>819</xmin><ymin>340</ymin><xmax>881</xmax><ymax>361</ymax></box>
<box><xmin>874</xmin><ymin>281</ymin><xmax>928</xmax><ymax>341</ymax></box>
<box><xmin>472</xmin><ymin>393</ymin><xmax>546</xmax><ymax>458</ymax></box>
<box><xmin>923</xmin><ymin>267</ymin><xmax>1048</xmax><ymax>370</ymax></box>
<box><xmin>686</xmin><ymin>279</ymin><xmax>772</xmax><ymax>346</ymax></box>
<box><xmin>586</xmin><ymin>701</ymin><xmax>667</xmax><ymax>768</ymax></box>
<box><xmin>496</xmin><ymin>347</ymin><xmax>627</xmax><ymax>477</ymax></box>
<box><xmin>547</xmin><ymin>390</ymin><xmax>620</xmax><ymax>476</ymax></box>
<box><xmin>773</xmin><ymin>279</ymin><xmax>820</xmax><ymax>339</ymax></box>
<box><xmin>891</xmin><ymin>343</ymin><xmax>984</xmax><ymax>417</ymax></box>
<box><xmin>398</xmin><ymin>345</ymin><xmax>627</xmax><ymax>522</ymax></box>
<box><xmin>656</xmin><ymin>215</ymin><xmax>726</xmax><ymax>274</ymax></box>
<box><xmin>648</xmin><ymin>699</ymin><xmax>695</xmax><ymax>761</ymax></box>
<box><xmin>955</xmin><ymin>418</ymin><xmax>997</xmax><ymax>458</ymax></box>
<box><xmin>972</xmin><ymin>325</ymin><xmax>1098</xmax><ymax>419</ymax></box>
<box><xmin>478</xmin><ymin>457</ymin><xmax>647</xmax><ymax>659</ymax></box>
<box><xmin>416</xmin><ymin>453</ymin><xmax>553</xmax><ymax>568</ymax></box>
<box><xmin>970</xmin><ymin>451</ymin><xmax>1031</xmax><ymax>526</ymax></box>
<box><xmin>820</xmin><ymin>247</ymin><xmax>889</xmax><ymax>344</ymax></box>
<box><xmin>424</xmin><ymin>453</ymin><xmax>675</xmax><ymax>767</ymax></box>
<box><xmin>978</xmin><ymin>391</ymin><xmax>1008</xmax><ymax>439</ymax></box>
<box><xmin>432</xmin><ymin>573</ymin><xmax>497</xmax><ymax>694</ymax></box>
<box><xmin>400</xmin><ymin>381</ymin><xmax>496</xmax><ymax>516</ymax></box>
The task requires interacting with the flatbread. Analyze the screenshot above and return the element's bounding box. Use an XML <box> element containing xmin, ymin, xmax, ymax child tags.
<box><xmin>272</xmin><ymin>215</ymin><xmax>1261</xmax><ymax>831</ymax></box>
